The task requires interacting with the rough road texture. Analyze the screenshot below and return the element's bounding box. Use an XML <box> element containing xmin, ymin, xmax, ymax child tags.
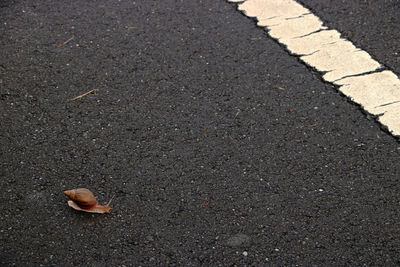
<box><xmin>1</xmin><ymin>0</ymin><xmax>400</xmax><ymax>265</ymax></box>
<box><xmin>299</xmin><ymin>0</ymin><xmax>400</xmax><ymax>76</ymax></box>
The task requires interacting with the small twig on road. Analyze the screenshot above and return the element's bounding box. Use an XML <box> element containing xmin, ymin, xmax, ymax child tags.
<box><xmin>234</xmin><ymin>110</ymin><xmax>240</xmax><ymax>118</ymax></box>
<box><xmin>69</xmin><ymin>89</ymin><xmax>97</xmax><ymax>101</ymax></box>
<box><xmin>306</xmin><ymin>122</ymin><xmax>320</xmax><ymax>127</ymax></box>
<box><xmin>271</xmin><ymin>84</ymin><xmax>285</xmax><ymax>91</ymax></box>
<box><xmin>57</xmin><ymin>36</ymin><xmax>74</xmax><ymax>47</ymax></box>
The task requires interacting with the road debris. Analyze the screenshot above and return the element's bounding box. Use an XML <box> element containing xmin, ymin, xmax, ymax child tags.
<box><xmin>234</xmin><ymin>110</ymin><xmax>240</xmax><ymax>118</ymax></box>
<box><xmin>306</xmin><ymin>122</ymin><xmax>320</xmax><ymax>127</ymax></box>
<box><xmin>199</xmin><ymin>197</ymin><xmax>210</xmax><ymax>207</ymax></box>
<box><xmin>69</xmin><ymin>89</ymin><xmax>97</xmax><ymax>101</ymax></box>
<box><xmin>271</xmin><ymin>84</ymin><xmax>285</xmax><ymax>91</ymax></box>
<box><xmin>57</xmin><ymin>36</ymin><xmax>74</xmax><ymax>47</ymax></box>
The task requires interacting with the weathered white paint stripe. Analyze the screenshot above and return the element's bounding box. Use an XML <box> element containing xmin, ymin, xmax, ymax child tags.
<box><xmin>262</xmin><ymin>14</ymin><xmax>327</xmax><ymax>40</ymax></box>
<box><xmin>301</xmin><ymin>46</ymin><xmax>381</xmax><ymax>82</ymax></box>
<box><xmin>228</xmin><ymin>0</ymin><xmax>400</xmax><ymax>136</ymax></box>
<box><xmin>336</xmin><ymin>71</ymin><xmax>400</xmax><ymax>131</ymax></box>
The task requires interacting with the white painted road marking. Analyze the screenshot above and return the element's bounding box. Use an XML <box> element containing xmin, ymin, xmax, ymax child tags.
<box><xmin>229</xmin><ymin>0</ymin><xmax>400</xmax><ymax>137</ymax></box>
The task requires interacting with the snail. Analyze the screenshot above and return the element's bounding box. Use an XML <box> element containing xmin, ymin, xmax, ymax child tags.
<box><xmin>64</xmin><ymin>188</ymin><xmax>114</xmax><ymax>214</ymax></box>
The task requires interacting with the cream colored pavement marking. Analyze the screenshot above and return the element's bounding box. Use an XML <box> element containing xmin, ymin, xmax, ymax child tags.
<box><xmin>238</xmin><ymin>0</ymin><xmax>309</xmax><ymax>20</ymax></box>
<box><xmin>229</xmin><ymin>0</ymin><xmax>400</xmax><ymax>136</ymax></box>
<box><xmin>335</xmin><ymin>71</ymin><xmax>400</xmax><ymax>115</ymax></box>
<box><xmin>301</xmin><ymin>45</ymin><xmax>381</xmax><ymax>82</ymax></box>
<box><xmin>283</xmin><ymin>29</ymin><xmax>342</xmax><ymax>55</ymax></box>
<box><xmin>261</xmin><ymin>14</ymin><xmax>327</xmax><ymax>39</ymax></box>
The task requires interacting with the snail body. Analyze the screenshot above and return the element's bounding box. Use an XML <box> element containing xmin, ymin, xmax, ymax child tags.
<box><xmin>64</xmin><ymin>188</ymin><xmax>113</xmax><ymax>214</ymax></box>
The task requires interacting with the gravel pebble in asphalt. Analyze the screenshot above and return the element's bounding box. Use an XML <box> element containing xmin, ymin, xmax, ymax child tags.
<box><xmin>225</xmin><ymin>233</ymin><xmax>251</xmax><ymax>247</ymax></box>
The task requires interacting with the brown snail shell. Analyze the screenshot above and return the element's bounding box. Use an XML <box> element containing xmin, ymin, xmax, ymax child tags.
<box><xmin>64</xmin><ymin>188</ymin><xmax>113</xmax><ymax>214</ymax></box>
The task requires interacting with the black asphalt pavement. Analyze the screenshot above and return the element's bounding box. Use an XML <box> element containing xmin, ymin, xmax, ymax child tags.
<box><xmin>1</xmin><ymin>0</ymin><xmax>400</xmax><ymax>266</ymax></box>
<box><xmin>300</xmin><ymin>0</ymin><xmax>400</xmax><ymax>76</ymax></box>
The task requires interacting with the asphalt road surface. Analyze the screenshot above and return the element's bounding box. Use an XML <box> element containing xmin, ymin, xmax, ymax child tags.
<box><xmin>300</xmin><ymin>0</ymin><xmax>399</xmax><ymax>76</ymax></box>
<box><xmin>1</xmin><ymin>0</ymin><xmax>400</xmax><ymax>266</ymax></box>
